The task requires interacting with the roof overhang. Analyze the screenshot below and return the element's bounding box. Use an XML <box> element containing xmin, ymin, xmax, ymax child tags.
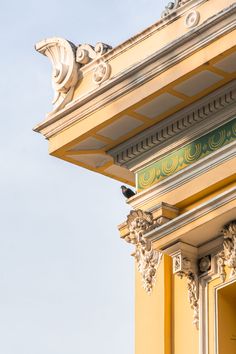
<box><xmin>34</xmin><ymin>0</ymin><xmax>236</xmax><ymax>185</ymax></box>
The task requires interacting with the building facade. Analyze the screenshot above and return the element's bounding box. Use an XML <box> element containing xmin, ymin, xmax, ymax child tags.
<box><xmin>35</xmin><ymin>1</ymin><xmax>236</xmax><ymax>353</ymax></box>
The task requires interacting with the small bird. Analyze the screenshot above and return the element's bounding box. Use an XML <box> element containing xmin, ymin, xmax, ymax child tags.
<box><xmin>121</xmin><ymin>185</ymin><xmax>136</xmax><ymax>199</ymax></box>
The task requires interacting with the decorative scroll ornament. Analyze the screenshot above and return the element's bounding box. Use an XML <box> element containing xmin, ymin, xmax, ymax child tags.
<box><xmin>173</xmin><ymin>254</ymin><xmax>199</xmax><ymax>327</ymax></box>
<box><xmin>35</xmin><ymin>38</ymin><xmax>79</xmax><ymax>114</ymax></box>
<box><xmin>161</xmin><ymin>0</ymin><xmax>191</xmax><ymax>18</ymax></box>
<box><xmin>218</xmin><ymin>221</ymin><xmax>236</xmax><ymax>282</ymax></box>
<box><xmin>125</xmin><ymin>210</ymin><xmax>163</xmax><ymax>294</ymax></box>
<box><xmin>76</xmin><ymin>43</ymin><xmax>112</xmax><ymax>65</ymax></box>
<box><xmin>35</xmin><ymin>38</ymin><xmax>112</xmax><ymax>114</ymax></box>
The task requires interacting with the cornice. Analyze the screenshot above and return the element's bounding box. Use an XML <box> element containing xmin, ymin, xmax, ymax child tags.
<box><xmin>145</xmin><ymin>186</ymin><xmax>236</xmax><ymax>246</ymax></box>
<box><xmin>109</xmin><ymin>81</ymin><xmax>236</xmax><ymax>169</ymax></box>
<box><xmin>34</xmin><ymin>4</ymin><xmax>236</xmax><ymax>138</ymax></box>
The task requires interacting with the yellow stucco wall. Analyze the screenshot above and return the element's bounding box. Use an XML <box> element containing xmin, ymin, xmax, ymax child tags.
<box><xmin>135</xmin><ymin>255</ymin><xmax>172</xmax><ymax>354</ymax></box>
<box><xmin>173</xmin><ymin>275</ymin><xmax>199</xmax><ymax>354</ymax></box>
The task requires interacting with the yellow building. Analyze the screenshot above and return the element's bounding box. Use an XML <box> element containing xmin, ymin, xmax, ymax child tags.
<box><xmin>34</xmin><ymin>0</ymin><xmax>236</xmax><ymax>353</ymax></box>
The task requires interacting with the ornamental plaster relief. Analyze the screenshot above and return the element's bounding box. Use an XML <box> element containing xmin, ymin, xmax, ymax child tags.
<box><xmin>35</xmin><ymin>38</ymin><xmax>112</xmax><ymax>114</ymax></box>
<box><xmin>172</xmin><ymin>246</ymin><xmax>199</xmax><ymax>328</ymax></box>
<box><xmin>124</xmin><ymin>209</ymin><xmax>166</xmax><ymax>294</ymax></box>
<box><xmin>217</xmin><ymin>220</ymin><xmax>236</xmax><ymax>282</ymax></box>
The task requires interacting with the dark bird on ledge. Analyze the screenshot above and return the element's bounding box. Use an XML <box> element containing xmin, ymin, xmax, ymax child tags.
<box><xmin>121</xmin><ymin>185</ymin><xmax>136</xmax><ymax>199</ymax></box>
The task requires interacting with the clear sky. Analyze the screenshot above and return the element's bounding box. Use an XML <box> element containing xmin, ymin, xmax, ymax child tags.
<box><xmin>0</xmin><ymin>1</ymin><xmax>166</xmax><ymax>353</ymax></box>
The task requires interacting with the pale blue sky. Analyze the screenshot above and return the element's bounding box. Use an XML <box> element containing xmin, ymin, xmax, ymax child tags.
<box><xmin>0</xmin><ymin>1</ymin><xmax>166</xmax><ymax>353</ymax></box>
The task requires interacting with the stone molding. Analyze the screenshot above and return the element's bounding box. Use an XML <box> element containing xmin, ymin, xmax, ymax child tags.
<box><xmin>35</xmin><ymin>38</ymin><xmax>112</xmax><ymax>114</ymax></box>
<box><xmin>145</xmin><ymin>187</ymin><xmax>236</xmax><ymax>247</ymax></box>
<box><xmin>122</xmin><ymin>209</ymin><xmax>166</xmax><ymax>294</ymax></box>
<box><xmin>217</xmin><ymin>220</ymin><xmax>236</xmax><ymax>281</ymax></box>
<box><xmin>109</xmin><ymin>82</ymin><xmax>236</xmax><ymax>167</ymax></box>
<box><xmin>34</xmin><ymin>4</ymin><xmax>236</xmax><ymax>136</ymax></box>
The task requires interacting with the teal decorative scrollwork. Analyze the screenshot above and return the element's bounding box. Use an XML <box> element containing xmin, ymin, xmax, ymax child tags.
<box><xmin>137</xmin><ymin>117</ymin><xmax>236</xmax><ymax>191</ymax></box>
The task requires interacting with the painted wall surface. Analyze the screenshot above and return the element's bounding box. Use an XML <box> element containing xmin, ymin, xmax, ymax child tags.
<box><xmin>135</xmin><ymin>255</ymin><xmax>172</xmax><ymax>354</ymax></box>
<box><xmin>173</xmin><ymin>275</ymin><xmax>199</xmax><ymax>354</ymax></box>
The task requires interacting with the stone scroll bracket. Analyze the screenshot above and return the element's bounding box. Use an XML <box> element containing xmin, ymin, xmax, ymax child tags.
<box><xmin>35</xmin><ymin>38</ymin><xmax>112</xmax><ymax>115</ymax></box>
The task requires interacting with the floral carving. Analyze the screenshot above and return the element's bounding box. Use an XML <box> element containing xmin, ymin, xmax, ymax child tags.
<box><xmin>93</xmin><ymin>62</ymin><xmax>111</xmax><ymax>84</ymax></box>
<box><xmin>161</xmin><ymin>0</ymin><xmax>191</xmax><ymax>18</ymax></box>
<box><xmin>125</xmin><ymin>210</ymin><xmax>163</xmax><ymax>294</ymax></box>
<box><xmin>218</xmin><ymin>221</ymin><xmax>236</xmax><ymax>281</ymax></box>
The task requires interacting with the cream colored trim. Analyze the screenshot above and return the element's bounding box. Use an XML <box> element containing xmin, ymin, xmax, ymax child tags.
<box><xmin>145</xmin><ymin>187</ymin><xmax>236</xmax><ymax>244</ymax></box>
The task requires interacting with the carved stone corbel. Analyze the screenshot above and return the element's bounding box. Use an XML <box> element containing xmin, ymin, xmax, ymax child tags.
<box><xmin>217</xmin><ymin>220</ymin><xmax>236</xmax><ymax>281</ymax></box>
<box><xmin>124</xmin><ymin>210</ymin><xmax>163</xmax><ymax>294</ymax></box>
<box><xmin>172</xmin><ymin>246</ymin><xmax>199</xmax><ymax>328</ymax></box>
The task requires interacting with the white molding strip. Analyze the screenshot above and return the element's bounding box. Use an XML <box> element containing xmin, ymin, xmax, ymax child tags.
<box><xmin>144</xmin><ymin>186</ymin><xmax>236</xmax><ymax>244</ymax></box>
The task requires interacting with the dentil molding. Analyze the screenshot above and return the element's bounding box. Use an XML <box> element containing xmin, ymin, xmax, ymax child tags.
<box><xmin>109</xmin><ymin>81</ymin><xmax>236</xmax><ymax>168</ymax></box>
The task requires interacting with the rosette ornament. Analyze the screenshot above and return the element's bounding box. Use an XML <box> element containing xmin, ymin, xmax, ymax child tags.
<box><xmin>35</xmin><ymin>37</ymin><xmax>79</xmax><ymax>114</ymax></box>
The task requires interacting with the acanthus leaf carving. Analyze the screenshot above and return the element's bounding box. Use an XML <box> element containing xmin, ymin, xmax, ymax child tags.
<box><xmin>125</xmin><ymin>210</ymin><xmax>163</xmax><ymax>294</ymax></box>
<box><xmin>217</xmin><ymin>220</ymin><xmax>236</xmax><ymax>281</ymax></box>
